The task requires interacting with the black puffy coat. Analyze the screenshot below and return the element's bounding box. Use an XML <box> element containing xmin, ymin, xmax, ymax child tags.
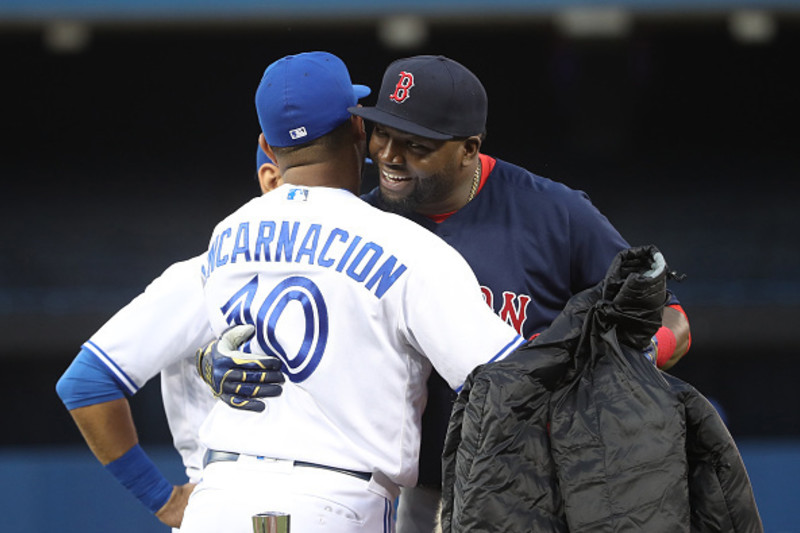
<box><xmin>440</xmin><ymin>246</ymin><xmax>762</xmax><ymax>533</ymax></box>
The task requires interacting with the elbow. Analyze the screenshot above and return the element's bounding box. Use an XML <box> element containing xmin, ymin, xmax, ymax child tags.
<box><xmin>56</xmin><ymin>348</ymin><xmax>128</xmax><ymax>410</ymax></box>
<box><xmin>659</xmin><ymin>305</ymin><xmax>691</xmax><ymax>370</ymax></box>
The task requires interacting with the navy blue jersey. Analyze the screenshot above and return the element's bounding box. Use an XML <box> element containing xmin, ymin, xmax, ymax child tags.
<box><xmin>364</xmin><ymin>156</ymin><xmax>633</xmax><ymax>338</ymax></box>
<box><xmin>363</xmin><ymin>155</ymin><xmax>672</xmax><ymax>485</ymax></box>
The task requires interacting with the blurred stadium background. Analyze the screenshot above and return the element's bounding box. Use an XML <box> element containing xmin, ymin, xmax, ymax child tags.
<box><xmin>1</xmin><ymin>0</ymin><xmax>798</xmax><ymax>531</ymax></box>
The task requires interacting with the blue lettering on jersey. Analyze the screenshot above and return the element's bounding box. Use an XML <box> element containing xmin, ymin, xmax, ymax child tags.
<box><xmin>231</xmin><ymin>223</ymin><xmax>251</xmax><ymax>263</ymax></box>
<box><xmin>255</xmin><ymin>221</ymin><xmax>276</xmax><ymax>261</ymax></box>
<box><xmin>366</xmin><ymin>256</ymin><xmax>408</xmax><ymax>299</ymax></box>
<box><xmin>216</xmin><ymin>228</ymin><xmax>232</xmax><ymax>268</ymax></box>
<box><xmin>336</xmin><ymin>236</ymin><xmax>362</xmax><ymax>273</ymax></box>
<box><xmin>276</xmin><ymin>221</ymin><xmax>300</xmax><ymax>262</ymax></box>
<box><xmin>295</xmin><ymin>224</ymin><xmax>322</xmax><ymax>265</ymax></box>
<box><xmin>346</xmin><ymin>242</ymin><xmax>382</xmax><ymax>282</ymax></box>
<box><xmin>205</xmin><ymin>220</ymin><xmax>407</xmax><ymax>299</ymax></box>
<box><xmin>221</xmin><ymin>275</ymin><xmax>258</xmax><ymax>327</ymax></box>
<box><xmin>318</xmin><ymin>229</ymin><xmax>348</xmax><ymax>268</ymax></box>
<box><xmin>202</xmin><ymin>235</ymin><xmax>218</xmax><ymax>278</ymax></box>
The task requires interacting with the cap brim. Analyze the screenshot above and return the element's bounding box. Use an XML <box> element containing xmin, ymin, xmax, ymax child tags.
<box><xmin>347</xmin><ymin>105</ymin><xmax>453</xmax><ymax>140</ymax></box>
<box><xmin>353</xmin><ymin>84</ymin><xmax>371</xmax><ymax>100</ymax></box>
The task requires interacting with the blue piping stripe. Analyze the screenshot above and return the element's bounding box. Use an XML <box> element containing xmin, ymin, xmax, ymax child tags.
<box><xmin>487</xmin><ymin>334</ymin><xmax>526</xmax><ymax>364</ymax></box>
<box><xmin>455</xmin><ymin>334</ymin><xmax>526</xmax><ymax>393</ymax></box>
<box><xmin>83</xmin><ymin>340</ymin><xmax>140</xmax><ymax>395</ymax></box>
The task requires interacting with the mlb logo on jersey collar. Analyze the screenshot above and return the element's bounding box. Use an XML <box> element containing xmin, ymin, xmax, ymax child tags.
<box><xmin>287</xmin><ymin>187</ymin><xmax>309</xmax><ymax>201</ymax></box>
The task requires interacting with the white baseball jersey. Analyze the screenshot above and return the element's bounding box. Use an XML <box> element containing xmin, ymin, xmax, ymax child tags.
<box><xmin>198</xmin><ymin>184</ymin><xmax>525</xmax><ymax>487</ymax></box>
<box><xmin>84</xmin><ymin>255</ymin><xmax>216</xmax><ymax>482</ymax></box>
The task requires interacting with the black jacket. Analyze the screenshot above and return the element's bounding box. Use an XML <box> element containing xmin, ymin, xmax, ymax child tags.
<box><xmin>440</xmin><ymin>246</ymin><xmax>762</xmax><ymax>532</ymax></box>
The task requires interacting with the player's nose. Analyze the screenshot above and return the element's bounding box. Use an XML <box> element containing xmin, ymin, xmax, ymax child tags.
<box><xmin>373</xmin><ymin>137</ymin><xmax>404</xmax><ymax>165</ymax></box>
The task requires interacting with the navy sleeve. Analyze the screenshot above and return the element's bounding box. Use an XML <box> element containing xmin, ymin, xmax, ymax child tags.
<box><xmin>567</xmin><ymin>190</ymin><xmax>630</xmax><ymax>293</ymax></box>
<box><xmin>56</xmin><ymin>348</ymin><xmax>128</xmax><ymax>410</ymax></box>
<box><xmin>567</xmin><ymin>190</ymin><xmax>682</xmax><ymax>307</ymax></box>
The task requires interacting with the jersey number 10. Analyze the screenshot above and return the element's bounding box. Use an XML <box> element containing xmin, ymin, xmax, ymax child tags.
<box><xmin>220</xmin><ymin>275</ymin><xmax>329</xmax><ymax>383</ymax></box>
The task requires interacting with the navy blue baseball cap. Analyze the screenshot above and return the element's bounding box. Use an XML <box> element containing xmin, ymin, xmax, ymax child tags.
<box><xmin>256</xmin><ymin>51</ymin><xmax>371</xmax><ymax>148</ymax></box>
<box><xmin>348</xmin><ymin>55</ymin><xmax>487</xmax><ymax>140</ymax></box>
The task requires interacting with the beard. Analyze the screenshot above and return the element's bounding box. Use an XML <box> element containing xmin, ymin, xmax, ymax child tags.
<box><xmin>376</xmin><ymin>167</ymin><xmax>460</xmax><ymax>216</ymax></box>
<box><xmin>376</xmin><ymin>187</ymin><xmax>420</xmax><ymax>215</ymax></box>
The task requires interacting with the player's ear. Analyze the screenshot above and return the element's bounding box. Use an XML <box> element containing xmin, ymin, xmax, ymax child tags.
<box><xmin>351</xmin><ymin>115</ymin><xmax>366</xmax><ymax>142</ymax></box>
<box><xmin>461</xmin><ymin>136</ymin><xmax>481</xmax><ymax>166</ymax></box>
<box><xmin>258</xmin><ymin>133</ymin><xmax>283</xmax><ymax>194</ymax></box>
<box><xmin>258</xmin><ymin>162</ymin><xmax>282</xmax><ymax>194</ymax></box>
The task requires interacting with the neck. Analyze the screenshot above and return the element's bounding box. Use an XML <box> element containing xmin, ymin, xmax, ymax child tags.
<box><xmin>281</xmin><ymin>155</ymin><xmax>362</xmax><ymax>196</ymax></box>
<box><xmin>417</xmin><ymin>158</ymin><xmax>481</xmax><ymax>216</ymax></box>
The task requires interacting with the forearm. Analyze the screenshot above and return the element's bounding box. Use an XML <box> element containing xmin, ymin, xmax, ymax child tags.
<box><xmin>658</xmin><ymin>305</ymin><xmax>691</xmax><ymax>370</ymax></box>
<box><xmin>70</xmin><ymin>398</ymin><xmax>181</xmax><ymax>523</ymax></box>
<box><xmin>68</xmin><ymin>398</ymin><xmax>138</xmax><ymax>464</ymax></box>
<box><xmin>61</xmin><ymin>374</ymin><xmax>182</xmax><ymax>526</ymax></box>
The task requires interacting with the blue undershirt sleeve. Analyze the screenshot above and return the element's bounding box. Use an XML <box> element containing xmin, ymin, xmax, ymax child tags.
<box><xmin>56</xmin><ymin>348</ymin><xmax>128</xmax><ymax>410</ymax></box>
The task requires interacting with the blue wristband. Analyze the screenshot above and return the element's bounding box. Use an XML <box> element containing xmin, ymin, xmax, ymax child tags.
<box><xmin>105</xmin><ymin>444</ymin><xmax>173</xmax><ymax>513</ymax></box>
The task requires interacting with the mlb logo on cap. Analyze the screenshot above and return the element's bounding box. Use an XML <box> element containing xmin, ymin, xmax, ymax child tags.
<box><xmin>256</xmin><ymin>51</ymin><xmax>370</xmax><ymax>148</ymax></box>
<box><xmin>290</xmin><ymin>127</ymin><xmax>308</xmax><ymax>140</ymax></box>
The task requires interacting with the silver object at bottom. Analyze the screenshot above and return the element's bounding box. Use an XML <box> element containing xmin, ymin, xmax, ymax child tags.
<box><xmin>252</xmin><ymin>511</ymin><xmax>290</xmax><ymax>533</ymax></box>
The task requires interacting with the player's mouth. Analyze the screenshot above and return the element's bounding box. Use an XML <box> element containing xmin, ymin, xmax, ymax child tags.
<box><xmin>380</xmin><ymin>168</ymin><xmax>414</xmax><ymax>193</ymax></box>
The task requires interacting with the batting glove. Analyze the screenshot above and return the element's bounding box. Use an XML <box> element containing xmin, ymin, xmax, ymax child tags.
<box><xmin>196</xmin><ymin>324</ymin><xmax>285</xmax><ymax>412</ymax></box>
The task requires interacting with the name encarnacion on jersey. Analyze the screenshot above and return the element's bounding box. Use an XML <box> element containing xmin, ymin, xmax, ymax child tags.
<box><xmin>202</xmin><ymin>220</ymin><xmax>408</xmax><ymax>299</ymax></box>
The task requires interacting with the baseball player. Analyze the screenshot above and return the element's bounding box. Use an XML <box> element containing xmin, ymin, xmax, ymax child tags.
<box><xmin>55</xmin><ymin>148</ymin><xmax>283</xmax><ymax>529</ymax></box>
<box><xmin>201</xmin><ymin>55</ymin><xmax>693</xmax><ymax>532</ymax></box>
<box><xmin>348</xmin><ymin>55</ymin><xmax>692</xmax><ymax>532</ymax></box>
<box><xmin>177</xmin><ymin>51</ymin><xmax>525</xmax><ymax>533</ymax></box>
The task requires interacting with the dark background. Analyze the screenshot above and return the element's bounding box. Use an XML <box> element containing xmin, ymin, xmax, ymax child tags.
<box><xmin>1</xmin><ymin>14</ymin><xmax>799</xmax><ymax>448</ymax></box>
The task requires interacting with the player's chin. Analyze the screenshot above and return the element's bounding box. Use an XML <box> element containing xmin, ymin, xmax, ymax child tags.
<box><xmin>377</xmin><ymin>184</ymin><xmax>416</xmax><ymax>214</ymax></box>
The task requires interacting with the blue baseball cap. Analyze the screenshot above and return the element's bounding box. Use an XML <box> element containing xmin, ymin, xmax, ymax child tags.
<box><xmin>256</xmin><ymin>51</ymin><xmax>371</xmax><ymax>148</ymax></box>
<box><xmin>256</xmin><ymin>145</ymin><xmax>274</xmax><ymax>170</ymax></box>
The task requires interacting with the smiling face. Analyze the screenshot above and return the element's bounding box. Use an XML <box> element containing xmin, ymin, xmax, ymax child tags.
<box><xmin>368</xmin><ymin>123</ymin><xmax>480</xmax><ymax>216</ymax></box>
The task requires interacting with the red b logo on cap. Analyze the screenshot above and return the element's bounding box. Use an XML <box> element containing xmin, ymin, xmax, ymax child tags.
<box><xmin>389</xmin><ymin>71</ymin><xmax>414</xmax><ymax>103</ymax></box>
